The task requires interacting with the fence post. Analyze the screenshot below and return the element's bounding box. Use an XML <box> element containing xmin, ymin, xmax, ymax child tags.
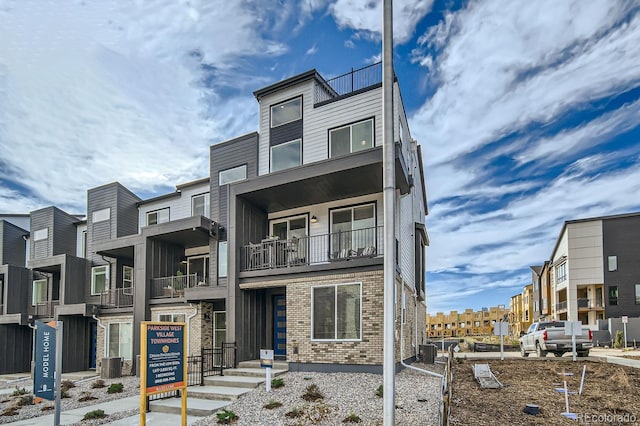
<box><xmin>200</xmin><ymin>347</ymin><xmax>204</xmax><ymax>386</ymax></box>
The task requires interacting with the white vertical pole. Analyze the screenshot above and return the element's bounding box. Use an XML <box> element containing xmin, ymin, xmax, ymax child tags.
<box><xmin>579</xmin><ymin>364</ymin><xmax>586</xmax><ymax>395</ymax></box>
<box><xmin>500</xmin><ymin>334</ymin><xmax>504</xmax><ymax>361</ymax></box>
<box><xmin>54</xmin><ymin>321</ymin><xmax>63</xmax><ymax>426</ymax></box>
<box><xmin>382</xmin><ymin>0</ymin><xmax>396</xmax><ymax>424</ymax></box>
<box><xmin>266</xmin><ymin>367</ymin><xmax>272</xmax><ymax>392</ymax></box>
<box><xmin>623</xmin><ymin>322</ymin><xmax>628</xmax><ymax>349</ymax></box>
<box><xmin>563</xmin><ymin>380</ymin><xmax>570</xmax><ymax>414</ymax></box>
<box><xmin>572</xmin><ymin>333</ymin><xmax>577</xmax><ymax>362</ymax></box>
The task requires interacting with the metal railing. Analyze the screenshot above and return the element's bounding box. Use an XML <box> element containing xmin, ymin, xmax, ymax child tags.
<box><xmin>30</xmin><ymin>300</ymin><xmax>59</xmax><ymax>317</ymax></box>
<box><xmin>100</xmin><ymin>288</ymin><xmax>133</xmax><ymax>308</ymax></box>
<box><xmin>150</xmin><ymin>274</ymin><xmax>200</xmax><ymax>298</ymax></box>
<box><xmin>555</xmin><ymin>301</ymin><xmax>568</xmax><ymax>311</ymax></box>
<box><xmin>314</xmin><ymin>62</ymin><xmax>382</xmax><ymax>104</ymax></box>
<box><xmin>240</xmin><ymin>226</ymin><xmax>383</xmax><ymax>272</ymax></box>
<box><xmin>186</xmin><ymin>343</ymin><xmax>237</xmax><ymax>386</ymax></box>
<box><xmin>577</xmin><ymin>298</ymin><xmax>603</xmax><ymax>309</ymax></box>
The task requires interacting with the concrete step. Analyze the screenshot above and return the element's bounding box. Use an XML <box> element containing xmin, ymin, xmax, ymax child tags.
<box><xmin>204</xmin><ymin>375</ymin><xmax>265</xmax><ymax>389</ymax></box>
<box><xmin>223</xmin><ymin>367</ymin><xmax>287</xmax><ymax>378</ymax></box>
<box><xmin>149</xmin><ymin>396</ymin><xmax>229</xmax><ymax>417</ymax></box>
<box><xmin>237</xmin><ymin>360</ymin><xmax>289</xmax><ymax>370</ymax></box>
<box><xmin>187</xmin><ymin>385</ymin><xmax>252</xmax><ymax>401</ymax></box>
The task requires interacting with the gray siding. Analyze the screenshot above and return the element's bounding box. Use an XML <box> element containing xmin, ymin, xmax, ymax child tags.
<box><xmin>2</xmin><ymin>265</ymin><xmax>30</xmax><ymax>314</ymax></box>
<box><xmin>0</xmin><ymin>324</ymin><xmax>32</xmax><ymax>374</ymax></box>
<box><xmin>0</xmin><ymin>220</ymin><xmax>27</xmax><ymax>267</ymax></box>
<box><xmin>60</xmin><ymin>316</ymin><xmax>92</xmax><ymax>372</ymax></box>
<box><xmin>269</xmin><ymin>119</ymin><xmax>303</xmax><ymax>146</ymax></box>
<box><xmin>603</xmin><ymin>215</ymin><xmax>640</xmax><ymax>318</ymax></box>
<box><xmin>30</xmin><ymin>207</ymin><xmax>78</xmax><ymax>260</ymax></box>
<box><xmin>63</xmin><ymin>256</ymin><xmax>91</xmax><ymax>304</ymax></box>
<box><xmin>116</xmin><ymin>185</ymin><xmax>140</xmax><ymax>238</ymax></box>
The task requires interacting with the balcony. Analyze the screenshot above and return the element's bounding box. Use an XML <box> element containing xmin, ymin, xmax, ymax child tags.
<box><xmin>30</xmin><ymin>300</ymin><xmax>59</xmax><ymax>318</ymax></box>
<box><xmin>555</xmin><ymin>301</ymin><xmax>568</xmax><ymax>312</ymax></box>
<box><xmin>100</xmin><ymin>288</ymin><xmax>133</xmax><ymax>308</ymax></box>
<box><xmin>151</xmin><ymin>274</ymin><xmax>207</xmax><ymax>299</ymax></box>
<box><xmin>314</xmin><ymin>62</ymin><xmax>382</xmax><ymax>105</ymax></box>
<box><xmin>577</xmin><ymin>298</ymin><xmax>604</xmax><ymax>310</ymax></box>
<box><xmin>240</xmin><ymin>226</ymin><xmax>383</xmax><ymax>272</ymax></box>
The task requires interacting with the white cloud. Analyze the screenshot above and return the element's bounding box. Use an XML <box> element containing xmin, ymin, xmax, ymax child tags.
<box><xmin>306</xmin><ymin>44</ymin><xmax>318</xmax><ymax>55</ymax></box>
<box><xmin>330</xmin><ymin>0</ymin><xmax>434</xmax><ymax>44</ymax></box>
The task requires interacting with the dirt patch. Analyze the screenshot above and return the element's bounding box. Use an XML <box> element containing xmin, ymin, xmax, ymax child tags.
<box><xmin>450</xmin><ymin>359</ymin><xmax>640</xmax><ymax>425</ymax></box>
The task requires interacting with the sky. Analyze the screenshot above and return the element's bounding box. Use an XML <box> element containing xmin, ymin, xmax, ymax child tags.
<box><xmin>1</xmin><ymin>0</ymin><xmax>640</xmax><ymax>314</ymax></box>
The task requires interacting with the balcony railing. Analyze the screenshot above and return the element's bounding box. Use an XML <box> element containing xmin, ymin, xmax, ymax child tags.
<box><xmin>555</xmin><ymin>301</ymin><xmax>568</xmax><ymax>312</ymax></box>
<box><xmin>100</xmin><ymin>288</ymin><xmax>134</xmax><ymax>308</ymax></box>
<box><xmin>578</xmin><ymin>298</ymin><xmax>603</xmax><ymax>309</ymax></box>
<box><xmin>151</xmin><ymin>273</ymin><xmax>205</xmax><ymax>298</ymax></box>
<box><xmin>30</xmin><ymin>300</ymin><xmax>59</xmax><ymax>317</ymax></box>
<box><xmin>314</xmin><ymin>62</ymin><xmax>382</xmax><ymax>104</ymax></box>
<box><xmin>241</xmin><ymin>226</ymin><xmax>384</xmax><ymax>272</ymax></box>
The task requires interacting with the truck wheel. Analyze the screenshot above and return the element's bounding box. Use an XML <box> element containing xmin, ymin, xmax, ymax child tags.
<box><xmin>536</xmin><ymin>343</ymin><xmax>547</xmax><ymax>358</ymax></box>
<box><xmin>520</xmin><ymin>345</ymin><xmax>529</xmax><ymax>357</ymax></box>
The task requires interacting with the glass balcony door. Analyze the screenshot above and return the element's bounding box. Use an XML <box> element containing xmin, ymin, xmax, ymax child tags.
<box><xmin>187</xmin><ymin>256</ymin><xmax>209</xmax><ymax>285</ymax></box>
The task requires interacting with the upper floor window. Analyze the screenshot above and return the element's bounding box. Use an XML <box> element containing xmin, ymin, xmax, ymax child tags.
<box><xmin>91</xmin><ymin>266</ymin><xmax>109</xmax><ymax>295</ymax></box>
<box><xmin>32</xmin><ymin>279</ymin><xmax>47</xmax><ymax>305</ymax></box>
<box><xmin>147</xmin><ymin>208</ymin><xmax>169</xmax><ymax>226</ymax></box>
<box><xmin>609</xmin><ymin>286</ymin><xmax>618</xmax><ymax>306</ymax></box>
<box><xmin>271</xmin><ymin>97</ymin><xmax>301</xmax><ymax>128</ymax></box>
<box><xmin>218</xmin><ymin>242</ymin><xmax>228</xmax><ymax>278</ymax></box>
<box><xmin>192</xmin><ymin>193</ymin><xmax>210</xmax><ymax>217</ymax></box>
<box><xmin>122</xmin><ymin>265</ymin><xmax>133</xmax><ymax>291</ymax></box>
<box><xmin>330</xmin><ymin>204</ymin><xmax>376</xmax><ymax>257</ymax></box>
<box><xmin>158</xmin><ymin>313</ymin><xmax>186</xmax><ymax>323</ymax></box>
<box><xmin>33</xmin><ymin>228</ymin><xmax>48</xmax><ymax>241</ymax></box>
<box><xmin>92</xmin><ymin>208</ymin><xmax>110</xmax><ymax>223</ymax></box>
<box><xmin>556</xmin><ymin>262</ymin><xmax>567</xmax><ymax>283</ymax></box>
<box><xmin>636</xmin><ymin>284</ymin><xmax>640</xmax><ymax>305</ymax></box>
<box><xmin>608</xmin><ymin>255</ymin><xmax>618</xmax><ymax>271</ymax></box>
<box><xmin>329</xmin><ymin>119</ymin><xmax>374</xmax><ymax>157</ymax></box>
<box><xmin>271</xmin><ymin>139</ymin><xmax>301</xmax><ymax>172</ymax></box>
<box><xmin>219</xmin><ymin>165</ymin><xmax>247</xmax><ymax>185</ymax></box>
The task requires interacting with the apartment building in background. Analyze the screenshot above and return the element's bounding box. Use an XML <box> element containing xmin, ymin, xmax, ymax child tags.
<box><xmin>0</xmin><ymin>62</ymin><xmax>429</xmax><ymax>375</ymax></box>
<box><xmin>427</xmin><ymin>306</ymin><xmax>508</xmax><ymax>338</ymax></box>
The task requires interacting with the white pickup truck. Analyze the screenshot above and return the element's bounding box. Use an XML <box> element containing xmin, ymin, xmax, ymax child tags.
<box><xmin>519</xmin><ymin>321</ymin><xmax>593</xmax><ymax>358</ymax></box>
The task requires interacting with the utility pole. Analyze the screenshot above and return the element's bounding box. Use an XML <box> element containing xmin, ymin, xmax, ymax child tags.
<box><xmin>382</xmin><ymin>0</ymin><xmax>396</xmax><ymax>424</ymax></box>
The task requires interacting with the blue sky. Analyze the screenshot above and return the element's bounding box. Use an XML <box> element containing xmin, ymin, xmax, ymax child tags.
<box><xmin>1</xmin><ymin>1</ymin><xmax>640</xmax><ymax>314</ymax></box>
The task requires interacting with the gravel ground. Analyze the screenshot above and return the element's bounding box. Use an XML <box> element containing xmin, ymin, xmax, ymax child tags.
<box><xmin>193</xmin><ymin>362</ymin><xmax>444</xmax><ymax>426</ymax></box>
<box><xmin>0</xmin><ymin>361</ymin><xmax>443</xmax><ymax>425</ymax></box>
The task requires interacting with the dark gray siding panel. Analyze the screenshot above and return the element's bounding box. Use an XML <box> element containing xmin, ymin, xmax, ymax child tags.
<box><xmin>87</xmin><ymin>183</ymin><xmax>118</xmax><ymax>264</ymax></box>
<box><xmin>236</xmin><ymin>198</ymin><xmax>267</xmax><ymax>247</ymax></box>
<box><xmin>60</xmin><ymin>316</ymin><xmax>91</xmax><ymax>372</ymax></box>
<box><xmin>52</xmin><ymin>208</ymin><xmax>77</xmax><ymax>256</ymax></box>
<box><xmin>64</xmin><ymin>256</ymin><xmax>90</xmax><ymax>304</ymax></box>
<box><xmin>234</xmin><ymin>289</ymin><xmax>267</xmax><ymax>361</ymax></box>
<box><xmin>269</xmin><ymin>119</ymin><xmax>303</xmax><ymax>146</ymax></box>
<box><xmin>5</xmin><ymin>265</ymin><xmax>30</xmax><ymax>314</ymax></box>
<box><xmin>116</xmin><ymin>185</ymin><xmax>140</xmax><ymax>238</ymax></box>
<box><xmin>0</xmin><ymin>324</ymin><xmax>32</xmax><ymax>374</ymax></box>
<box><xmin>603</xmin><ymin>215</ymin><xmax>640</xmax><ymax>318</ymax></box>
<box><xmin>0</xmin><ymin>221</ymin><xmax>27</xmax><ymax>267</ymax></box>
<box><xmin>30</xmin><ymin>207</ymin><xmax>54</xmax><ymax>260</ymax></box>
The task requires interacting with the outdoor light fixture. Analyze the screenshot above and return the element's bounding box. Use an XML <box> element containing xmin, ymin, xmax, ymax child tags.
<box><xmin>310</xmin><ymin>216</ymin><xmax>318</xmax><ymax>223</ymax></box>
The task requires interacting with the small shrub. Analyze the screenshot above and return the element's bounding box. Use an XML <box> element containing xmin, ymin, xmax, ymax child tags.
<box><xmin>614</xmin><ymin>330</ymin><xmax>625</xmax><ymax>349</ymax></box>
<box><xmin>107</xmin><ymin>383</ymin><xmax>124</xmax><ymax>394</ymax></box>
<box><xmin>303</xmin><ymin>402</ymin><xmax>333</xmax><ymax>424</ymax></box>
<box><xmin>78</xmin><ymin>392</ymin><xmax>98</xmax><ymax>402</ymax></box>
<box><xmin>83</xmin><ymin>409</ymin><xmax>107</xmax><ymax>420</ymax></box>
<box><xmin>216</xmin><ymin>408</ymin><xmax>238</xmax><ymax>424</ymax></box>
<box><xmin>15</xmin><ymin>395</ymin><xmax>33</xmax><ymax>407</ymax></box>
<box><xmin>41</xmin><ymin>405</ymin><xmax>54</xmax><ymax>411</ymax></box>
<box><xmin>375</xmin><ymin>385</ymin><xmax>383</xmax><ymax>398</ymax></box>
<box><xmin>285</xmin><ymin>406</ymin><xmax>304</xmax><ymax>418</ymax></box>
<box><xmin>61</xmin><ymin>380</ymin><xmax>76</xmax><ymax>390</ymax></box>
<box><xmin>271</xmin><ymin>377</ymin><xmax>285</xmax><ymax>389</ymax></box>
<box><xmin>11</xmin><ymin>387</ymin><xmax>29</xmax><ymax>397</ymax></box>
<box><xmin>91</xmin><ymin>379</ymin><xmax>106</xmax><ymax>389</ymax></box>
<box><xmin>60</xmin><ymin>388</ymin><xmax>71</xmax><ymax>399</ymax></box>
<box><xmin>263</xmin><ymin>399</ymin><xmax>282</xmax><ymax>410</ymax></box>
<box><xmin>1</xmin><ymin>407</ymin><xmax>19</xmax><ymax>417</ymax></box>
<box><xmin>302</xmin><ymin>384</ymin><xmax>324</xmax><ymax>402</ymax></box>
<box><xmin>343</xmin><ymin>412</ymin><xmax>362</xmax><ymax>423</ymax></box>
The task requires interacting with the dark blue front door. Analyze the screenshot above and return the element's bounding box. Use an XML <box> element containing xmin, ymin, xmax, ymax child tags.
<box><xmin>273</xmin><ymin>295</ymin><xmax>286</xmax><ymax>357</ymax></box>
<box><xmin>90</xmin><ymin>322</ymin><xmax>97</xmax><ymax>369</ymax></box>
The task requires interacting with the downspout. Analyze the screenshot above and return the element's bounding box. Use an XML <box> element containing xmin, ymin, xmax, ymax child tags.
<box><xmin>186</xmin><ymin>303</ymin><xmax>199</xmax><ymax>355</ymax></box>
<box><xmin>400</xmin><ymin>286</ymin><xmax>442</xmax><ymax>378</ymax></box>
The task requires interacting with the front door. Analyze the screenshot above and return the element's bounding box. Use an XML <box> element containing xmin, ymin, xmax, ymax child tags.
<box><xmin>273</xmin><ymin>295</ymin><xmax>286</xmax><ymax>357</ymax></box>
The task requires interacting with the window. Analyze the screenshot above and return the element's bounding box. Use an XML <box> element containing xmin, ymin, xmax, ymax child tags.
<box><xmin>556</xmin><ymin>263</ymin><xmax>567</xmax><ymax>283</ymax></box>
<box><xmin>271</xmin><ymin>97</ymin><xmax>301</xmax><ymax>127</ymax></box>
<box><xmin>312</xmin><ymin>282</ymin><xmax>361</xmax><ymax>340</ymax></box>
<box><xmin>271</xmin><ymin>139</ymin><xmax>301</xmax><ymax>172</ymax></box>
<box><xmin>92</xmin><ymin>208</ymin><xmax>110</xmax><ymax>223</ymax></box>
<box><xmin>91</xmin><ymin>266</ymin><xmax>108</xmax><ymax>295</ymax></box>
<box><xmin>329</xmin><ymin>119</ymin><xmax>374</xmax><ymax>157</ymax></box>
<box><xmin>270</xmin><ymin>216</ymin><xmax>307</xmax><ymax>240</ymax></box>
<box><xmin>82</xmin><ymin>230</ymin><xmax>87</xmax><ymax>258</ymax></box>
<box><xmin>158</xmin><ymin>313</ymin><xmax>186</xmax><ymax>323</ymax></box>
<box><xmin>636</xmin><ymin>284</ymin><xmax>640</xmax><ymax>305</ymax></box>
<box><xmin>219</xmin><ymin>165</ymin><xmax>247</xmax><ymax>185</ymax></box>
<box><xmin>192</xmin><ymin>193</ymin><xmax>210</xmax><ymax>217</ymax></box>
<box><xmin>108</xmin><ymin>322</ymin><xmax>132</xmax><ymax>359</ymax></box>
<box><xmin>213</xmin><ymin>311</ymin><xmax>226</xmax><ymax>348</ymax></box>
<box><xmin>147</xmin><ymin>208</ymin><xmax>169</xmax><ymax>226</ymax></box>
<box><xmin>609</xmin><ymin>286</ymin><xmax>618</xmax><ymax>306</ymax></box>
<box><xmin>187</xmin><ymin>256</ymin><xmax>209</xmax><ymax>284</ymax></box>
<box><xmin>122</xmin><ymin>266</ymin><xmax>133</xmax><ymax>291</ymax></box>
<box><xmin>33</xmin><ymin>228</ymin><xmax>48</xmax><ymax>241</ymax></box>
<box><xmin>330</xmin><ymin>204</ymin><xmax>376</xmax><ymax>256</ymax></box>
<box><xmin>32</xmin><ymin>279</ymin><xmax>47</xmax><ymax>305</ymax></box>
<box><xmin>218</xmin><ymin>242</ymin><xmax>227</xmax><ymax>278</ymax></box>
<box><xmin>608</xmin><ymin>256</ymin><xmax>618</xmax><ymax>272</ymax></box>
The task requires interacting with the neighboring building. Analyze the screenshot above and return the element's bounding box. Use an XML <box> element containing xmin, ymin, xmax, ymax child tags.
<box><xmin>427</xmin><ymin>306</ymin><xmax>508</xmax><ymax>338</ymax></box>
<box><xmin>0</xmin><ymin>62</ymin><xmax>429</xmax><ymax>375</ymax></box>
<box><xmin>521</xmin><ymin>284</ymin><xmax>533</xmax><ymax>331</ymax></box>
<box><xmin>509</xmin><ymin>293</ymin><xmax>523</xmax><ymax>336</ymax></box>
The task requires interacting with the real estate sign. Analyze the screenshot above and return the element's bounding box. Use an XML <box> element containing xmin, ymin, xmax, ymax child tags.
<box><xmin>34</xmin><ymin>320</ymin><xmax>56</xmax><ymax>401</ymax></box>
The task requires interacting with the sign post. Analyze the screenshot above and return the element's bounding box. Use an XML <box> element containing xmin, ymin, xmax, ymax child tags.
<box><xmin>140</xmin><ymin>322</ymin><xmax>187</xmax><ymax>426</ymax></box>
<box><xmin>493</xmin><ymin>320</ymin><xmax>509</xmax><ymax>361</ymax></box>
<box><xmin>622</xmin><ymin>316</ymin><xmax>628</xmax><ymax>349</ymax></box>
<box><xmin>260</xmin><ymin>349</ymin><xmax>274</xmax><ymax>392</ymax></box>
<box><xmin>34</xmin><ymin>320</ymin><xmax>63</xmax><ymax>426</ymax></box>
<box><xmin>564</xmin><ymin>320</ymin><xmax>582</xmax><ymax>361</ymax></box>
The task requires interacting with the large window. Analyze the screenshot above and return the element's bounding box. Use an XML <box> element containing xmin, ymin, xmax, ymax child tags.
<box><xmin>32</xmin><ymin>279</ymin><xmax>47</xmax><ymax>305</ymax></box>
<box><xmin>609</xmin><ymin>286</ymin><xmax>618</xmax><ymax>306</ymax></box>
<box><xmin>271</xmin><ymin>97</ymin><xmax>301</xmax><ymax>128</ymax></box>
<box><xmin>91</xmin><ymin>266</ymin><xmax>108</xmax><ymax>295</ymax></box>
<box><xmin>330</xmin><ymin>204</ymin><xmax>376</xmax><ymax>256</ymax></box>
<box><xmin>192</xmin><ymin>193</ymin><xmax>210</xmax><ymax>217</ymax></box>
<box><xmin>608</xmin><ymin>256</ymin><xmax>618</xmax><ymax>272</ymax></box>
<box><xmin>213</xmin><ymin>311</ymin><xmax>226</xmax><ymax>348</ymax></box>
<box><xmin>108</xmin><ymin>322</ymin><xmax>132</xmax><ymax>359</ymax></box>
<box><xmin>122</xmin><ymin>265</ymin><xmax>133</xmax><ymax>291</ymax></box>
<box><xmin>312</xmin><ymin>282</ymin><xmax>361</xmax><ymax>341</ymax></box>
<box><xmin>158</xmin><ymin>313</ymin><xmax>186</xmax><ymax>323</ymax></box>
<box><xmin>556</xmin><ymin>263</ymin><xmax>567</xmax><ymax>283</ymax></box>
<box><xmin>271</xmin><ymin>139</ymin><xmax>301</xmax><ymax>172</ymax></box>
<box><xmin>187</xmin><ymin>255</ymin><xmax>209</xmax><ymax>284</ymax></box>
<box><xmin>329</xmin><ymin>119</ymin><xmax>374</xmax><ymax>157</ymax></box>
<box><xmin>218</xmin><ymin>242</ymin><xmax>228</xmax><ymax>278</ymax></box>
<box><xmin>147</xmin><ymin>208</ymin><xmax>169</xmax><ymax>226</ymax></box>
<box><xmin>270</xmin><ymin>216</ymin><xmax>307</xmax><ymax>241</ymax></box>
<box><xmin>219</xmin><ymin>165</ymin><xmax>247</xmax><ymax>185</ymax></box>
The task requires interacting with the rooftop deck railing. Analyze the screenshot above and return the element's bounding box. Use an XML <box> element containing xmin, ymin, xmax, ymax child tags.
<box><xmin>314</xmin><ymin>62</ymin><xmax>382</xmax><ymax>104</ymax></box>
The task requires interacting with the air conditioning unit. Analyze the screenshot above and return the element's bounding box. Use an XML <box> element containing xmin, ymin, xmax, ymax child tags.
<box><xmin>101</xmin><ymin>357</ymin><xmax>123</xmax><ymax>379</ymax></box>
<box><xmin>419</xmin><ymin>344</ymin><xmax>437</xmax><ymax>364</ymax></box>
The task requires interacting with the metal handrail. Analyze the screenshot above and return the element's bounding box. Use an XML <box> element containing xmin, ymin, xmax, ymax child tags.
<box><xmin>314</xmin><ymin>62</ymin><xmax>382</xmax><ymax>104</ymax></box>
<box><xmin>150</xmin><ymin>274</ymin><xmax>198</xmax><ymax>298</ymax></box>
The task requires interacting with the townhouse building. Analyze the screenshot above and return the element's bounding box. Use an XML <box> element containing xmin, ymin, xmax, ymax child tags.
<box><xmin>0</xmin><ymin>62</ymin><xmax>429</xmax><ymax>375</ymax></box>
<box><xmin>427</xmin><ymin>306</ymin><xmax>508</xmax><ymax>338</ymax></box>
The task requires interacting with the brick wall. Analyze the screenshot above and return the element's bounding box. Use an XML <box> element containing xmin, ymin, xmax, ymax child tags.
<box><xmin>96</xmin><ymin>314</ymin><xmax>134</xmax><ymax>375</ymax></box>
